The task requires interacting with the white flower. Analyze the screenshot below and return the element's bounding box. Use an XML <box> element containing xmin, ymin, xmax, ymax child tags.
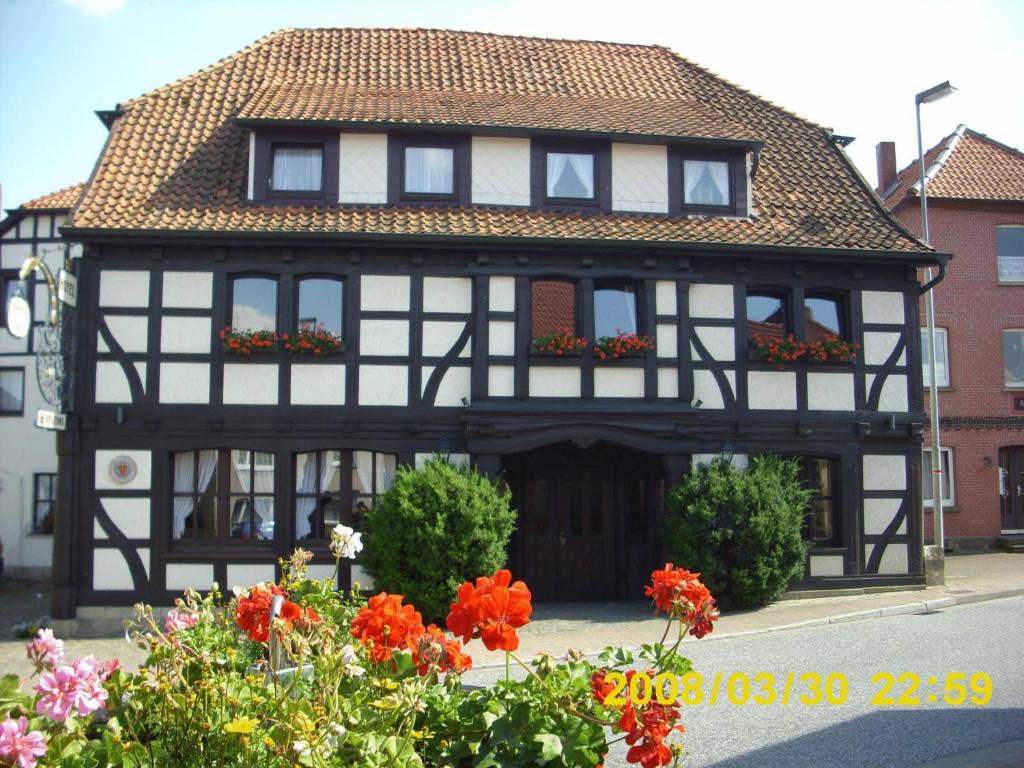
<box><xmin>339</xmin><ymin>644</ymin><xmax>366</xmax><ymax>678</ymax></box>
<box><xmin>326</xmin><ymin>723</ymin><xmax>348</xmax><ymax>749</ymax></box>
<box><xmin>293</xmin><ymin>740</ymin><xmax>309</xmax><ymax>755</ymax></box>
<box><xmin>330</xmin><ymin>524</ymin><xmax>363</xmax><ymax>560</ymax></box>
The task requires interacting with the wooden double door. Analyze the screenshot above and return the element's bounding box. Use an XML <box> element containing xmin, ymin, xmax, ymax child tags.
<box><xmin>1000</xmin><ymin>447</ymin><xmax>1024</xmax><ymax>531</ymax></box>
<box><xmin>504</xmin><ymin>443</ymin><xmax>665</xmax><ymax>602</ymax></box>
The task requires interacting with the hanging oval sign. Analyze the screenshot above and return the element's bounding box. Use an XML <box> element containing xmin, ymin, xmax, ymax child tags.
<box><xmin>6</xmin><ymin>295</ymin><xmax>31</xmax><ymax>339</ymax></box>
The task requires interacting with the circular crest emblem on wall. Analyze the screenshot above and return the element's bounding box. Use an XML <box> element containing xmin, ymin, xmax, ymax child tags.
<box><xmin>109</xmin><ymin>455</ymin><xmax>138</xmax><ymax>485</ymax></box>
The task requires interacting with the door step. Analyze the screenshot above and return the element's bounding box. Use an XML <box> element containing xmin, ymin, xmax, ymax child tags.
<box><xmin>996</xmin><ymin>536</ymin><xmax>1024</xmax><ymax>553</ymax></box>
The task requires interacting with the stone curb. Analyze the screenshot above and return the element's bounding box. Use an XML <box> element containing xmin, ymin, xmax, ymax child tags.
<box><xmin>473</xmin><ymin>588</ymin><xmax>1024</xmax><ymax>669</ymax></box>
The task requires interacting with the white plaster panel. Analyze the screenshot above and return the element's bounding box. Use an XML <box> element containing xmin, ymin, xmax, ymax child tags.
<box><xmin>34</xmin><ymin>284</ymin><xmax>49</xmax><ymax>323</ymax></box>
<box><xmin>1</xmin><ymin>225</ymin><xmax>16</xmax><ymax>240</ymax></box>
<box><xmin>0</xmin><ymin>332</ymin><xmax>25</xmax><ymax>354</ymax></box>
<box><xmin>747</xmin><ymin>370</ymin><xmax>796</xmax><ymax>410</ymax></box>
<box><xmin>95</xmin><ymin>449</ymin><xmax>152</xmax><ymax>491</ymax></box>
<box><xmin>35</xmin><ymin>216</ymin><xmax>53</xmax><ymax>237</ymax></box>
<box><xmin>865</xmin><ymin>543</ymin><xmax>909</xmax><ymax>575</ymax></box>
<box><xmin>657</xmin><ymin>368</ymin><xmax>678</xmax><ymax>398</ymax></box>
<box><xmin>305</xmin><ymin>564</ymin><xmax>338</xmax><ymax>583</ymax></box>
<box><xmin>489</xmin><ymin>276</ymin><xmax>516</xmax><ymax>312</ymax></box>
<box><xmin>488</xmin><ymin>365</ymin><xmax>515</xmax><ymax>396</ymax></box>
<box><xmin>17</xmin><ymin>219</ymin><xmax>32</xmax><ymax>238</ymax></box>
<box><xmin>99</xmin><ymin>270</ymin><xmax>150</xmax><ymax>307</ymax></box>
<box><xmin>361</xmin><ymin>275</ymin><xmax>410</xmax><ymax>311</ymax></box>
<box><xmin>223</xmin><ymin>364</ymin><xmax>278</xmax><ymax>405</ymax></box>
<box><xmin>160</xmin><ymin>316</ymin><xmax>211</xmax><ymax>354</ymax></box>
<box><xmin>95</xmin><ymin>361</ymin><xmax>146</xmax><ymax>403</ymax></box>
<box><xmin>0</xmin><ymin>242</ymin><xmax>33</xmax><ymax>269</ymax></box>
<box><xmin>611</xmin><ymin>143</ymin><xmax>669</xmax><ymax>213</ymax></box>
<box><xmin>594</xmin><ymin>367</ymin><xmax>645</xmax><ymax>398</ymax></box>
<box><xmin>693</xmin><ymin>326</ymin><xmax>735</xmax><ymax>361</ymax></box>
<box><xmin>360</xmin><ymin>319</ymin><xmax>409</xmax><ymax>356</ymax></box>
<box><xmin>471</xmin><ymin>136</ymin><xmax>531</xmax><ymax>206</ymax></box>
<box><xmin>655</xmin><ymin>281</ymin><xmax>677</xmax><ymax>316</ymax></box>
<box><xmin>93</xmin><ymin>548</ymin><xmax>150</xmax><ymax>590</ymax></box>
<box><xmin>863</xmin><ymin>455</ymin><xmax>907</xmax><ymax>491</ymax></box>
<box><xmin>422</xmin><ymin>365</ymin><xmax>471</xmax><ymax>406</ymax></box>
<box><xmin>338</xmin><ymin>133</ymin><xmax>388</xmax><ymax>204</ymax></box>
<box><xmin>350</xmin><ymin>565</ymin><xmax>375</xmax><ymax>590</ymax></box>
<box><xmin>99</xmin><ymin>315</ymin><xmax>148</xmax><ymax>353</ymax></box>
<box><xmin>807</xmin><ymin>372</ymin><xmax>855</xmax><ymax>411</ymax></box>
<box><xmin>693</xmin><ymin>368</ymin><xmax>735</xmax><ymax>409</ymax></box>
<box><xmin>863</xmin><ymin>331</ymin><xmax>905</xmax><ymax>366</ymax></box>
<box><xmin>54</xmin><ymin>215</ymin><xmax>67</xmax><ymax>233</ymax></box>
<box><xmin>227</xmin><ymin>563</ymin><xmax>277</xmax><ymax>590</ymax></box>
<box><xmin>291</xmin><ymin>364</ymin><xmax>345</xmax><ymax>405</ymax></box>
<box><xmin>166</xmin><ymin>563</ymin><xmax>215</xmax><ymax>592</ymax></box>
<box><xmin>861</xmin><ymin>290</ymin><xmax>905</xmax><ymax>325</ymax></box>
<box><xmin>95</xmin><ymin>497</ymin><xmax>151</xmax><ymax>540</ymax></box>
<box><xmin>160</xmin><ymin>363</ymin><xmax>210</xmax><ymax>404</ymax></box>
<box><xmin>529</xmin><ymin>367</ymin><xmax>581</xmax><ymax>398</ymax></box>
<box><xmin>864</xmin><ymin>498</ymin><xmax>906</xmax><ymax>536</ymax></box>
<box><xmin>162</xmin><ymin>272</ymin><xmax>213</xmax><ymax>309</ymax></box>
<box><xmin>689</xmin><ymin>283</ymin><xmax>734</xmax><ymax>319</ymax></box>
<box><xmin>809</xmin><ymin>555</ymin><xmax>844</xmax><ymax>577</ymax></box>
<box><xmin>878</xmin><ymin>374</ymin><xmax>909</xmax><ymax>412</ymax></box>
<box><xmin>423</xmin><ymin>277</ymin><xmax>472</xmax><ymax>314</ymax></box>
<box><xmin>488</xmin><ymin>321</ymin><xmax>515</xmax><ymax>356</ymax></box>
<box><xmin>656</xmin><ymin>324</ymin><xmax>677</xmax><ymax>359</ymax></box>
<box><xmin>423</xmin><ymin>321</ymin><xmax>469</xmax><ymax>357</ymax></box>
<box><xmin>359</xmin><ymin>365</ymin><xmax>409</xmax><ymax>406</ymax></box>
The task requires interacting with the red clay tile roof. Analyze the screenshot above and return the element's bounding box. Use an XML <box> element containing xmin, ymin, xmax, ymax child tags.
<box><xmin>21</xmin><ymin>183</ymin><xmax>86</xmax><ymax>211</ymax></box>
<box><xmin>68</xmin><ymin>28</ymin><xmax>928</xmax><ymax>254</ymax></box>
<box><xmin>883</xmin><ymin>126</ymin><xmax>1024</xmax><ymax>208</ymax></box>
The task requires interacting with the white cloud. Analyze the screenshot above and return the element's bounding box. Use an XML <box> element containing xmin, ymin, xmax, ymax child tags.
<box><xmin>60</xmin><ymin>0</ymin><xmax>126</xmax><ymax>15</ymax></box>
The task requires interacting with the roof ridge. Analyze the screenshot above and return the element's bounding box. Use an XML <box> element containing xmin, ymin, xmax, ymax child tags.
<box><xmin>909</xmin><ymin>124</ymin><xmax>966</xmax><ymax>196</ymax></box>
<box><xmin>961</xmin><ymin>126</ymin><xmax>1024</xmax><ymax>162</ymax></box>
<box><xmin>299</xmin><ymin>26</ymin><xmax>666</xmax><ymax>51</ymax></box>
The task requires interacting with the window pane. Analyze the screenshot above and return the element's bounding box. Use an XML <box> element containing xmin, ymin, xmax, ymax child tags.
<box><xmin>746</xmin><ymin>293</ymin><xmax>786</xmax><ymax>339</ymax></box>
<box><xmin>531</xmin><ymin>280</ymin><xmax>577</xmax><ymax>337</ymax></box>
<box><xmin>375</xmin><ymin>453</ymin><xmax>396</xmax><ymax>492</ymax></box>
<box><xmin>594</xmin><ymin>282</ymin><xmax>638</xmax><ymax>338</ymax></box>
<box><xmin>920</xmin><ymin>328</ymin><xmax>949</xmax><ymax>387</ymax></box>
<box><xmin>804</xmin><ymin>296</ymin><xmax>842</xmax><ymax>338</ymax></box>
<box><xmin>922</xmin><ymin>450</ymin><xmax>952</xmax><ymax>502</ymax></box>
<box><xmin>0</xmin><ymin>369</ymin><xmax>24</xmax><ymax>413</ymax></box>
<box><xmin>404</xmin><ymin>147</ymin><xmax>454</xmax><ymax>194</ymax></box>
<box><xmin>298</xmin><ymin>279</ymin><xmax>343</xmax><ymax>335</ymax></box>
<box><xmin>997</xmin><ymin>226</ymin><xmax>1024</xmax><ymax>281</ymax></box>
<box><xmin>352</xmin><ymin>451</ymin><xmax>373</xmax><ymax>494</ymax></box>
<box><xmin>232</xmin><ymin>278</ymin><xmax>276</xmax><ymax>330</ymax></box>
<box><xmin>546</xmin><ymin>152</ymin><xmax>594</xmax><ymax>199</ymax></box>
<box><xmin>1004</xmin><ymin>330</ymin><xmax>1024</xmax><ymax>386</ymax></box>
<box><xmin>272</xmin><ymin>146</ymin><xmax>323</xmax><ymax>192</ymax></box>
<box><xmin>3</xmin><ymin>274</ymin><xmax>20</xmax><ymax>326</ymax></box>
<box><xmin>684</xmin><ymin>159</ymin><xmax>730</xmax><ymax>206</ymax></box>
<box><xmin>325</xmin><ymin>451</ymin><xmax>342</xmax><ymax>492</ymax></box>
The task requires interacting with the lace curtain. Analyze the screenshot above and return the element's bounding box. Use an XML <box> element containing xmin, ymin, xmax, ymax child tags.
<box><xmin>172</xmin><ymin>450</ymin><xmax>217</xmax><ymax>539</ymax></box>
<box><xmin>404</xmin><ymin>148</ymin><xmax>454</xmax><ymax>194</ymax></box>
<box><xmin>684</xmin><ymin>160</ymin><xmax>729</xmax><ymax>206</ymax></box>
<box><xmin>295</xmin><ymin>451</ymin><xmax>339</xmax><ymax>540</ymax></box>
<box><xmin>547</xmin><ymin>153</ymin><xmax>594</xmax><ymax>198</ymax></box>
<box><xmin>272</xmin><ymin>147</ymin><xmax>322</xmax><ymax>191</ymax></box>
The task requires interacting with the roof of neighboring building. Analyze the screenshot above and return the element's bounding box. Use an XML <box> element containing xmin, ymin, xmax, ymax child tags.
<box><xmin>18</xmin><ymin>183</ymin><xmax>86</xmax><ymax>212</ymax></box>
<box><xmin>68</xmin><ymin>27</ymin><xmax>928</xmax><ymax>255</ymax></box>
<box><xmin>883</xmin><ymin>125</ymin><xmax>1024</xmax><ymax>208</ymax></box>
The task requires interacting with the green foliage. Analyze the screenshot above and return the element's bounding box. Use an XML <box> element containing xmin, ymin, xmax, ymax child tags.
<box><xmin>362</xmin><ymin>457</ymin><xmax>517</xmax><ymax>621</ymax></box>
<box><xmin>664</xmin><ymin>455</ymin><xmax>811</xmax><ymax>609</ymax></box>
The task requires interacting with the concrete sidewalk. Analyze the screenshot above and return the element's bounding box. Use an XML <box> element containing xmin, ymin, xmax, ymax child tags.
<box><xmin>908</xmin><ymin>738</ymin><xmax>1024</xmax><ymax>768</ymax></box>
<box><xmin>0</xmin><ymin>552</ymin><xmax>1021</xmax><ymax>679</ymax></box>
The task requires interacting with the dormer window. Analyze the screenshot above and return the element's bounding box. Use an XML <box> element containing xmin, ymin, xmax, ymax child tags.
<box><xmin>270</xmin><ymin>144</ymin><xmax>324</xmax><ymax>194</ymax></box>
<box><xmin>683</xmin><ymin>158</ymin><xmax>731</xmax><ymax>208</ymax></box>
<box><xmin>546</xmin><ymin>151</ymin><xmax>596</xmax><ymax>202</ymax></box>
<box><xmin>402</xmin><ymin>145</ymin><xmax>456</xmax><ymax>197</ymax></box>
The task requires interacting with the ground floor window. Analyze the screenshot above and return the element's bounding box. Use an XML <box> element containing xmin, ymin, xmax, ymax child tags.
<box><xmin>33</xmin><ymin>473</ymin><xmax>57</xmax><ymax>534</ymax></box>
<box><xmin>295</xmin><ymin>451</ymin><xmax>397</xmax><ymax>541</ymax></box>
<box><xmin>797</xmin><ymin>456</ymin><xmax>840</xmax><ymax>546</ymax></box>
<box><xmin>922</xmin><ymin>448</ymin><xmax>954</xmax><ymax>507</ymax></box>
<box><xmin>172</xmin><ymin>450</ymin><xmax>275</xmax><ymax>543</ymax></box>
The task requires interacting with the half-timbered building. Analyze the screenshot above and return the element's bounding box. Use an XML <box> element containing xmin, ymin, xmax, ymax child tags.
<box><xmin>53</xmin><ymin>28</ymin><xmax>946</xmax><ymax>625</ymax></box>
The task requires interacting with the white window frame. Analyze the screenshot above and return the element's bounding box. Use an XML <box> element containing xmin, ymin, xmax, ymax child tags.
<box><xmin>996</xmin><ymin>225</ymin><xmax>1024</xmax><ymax>284</ymax></box>
<box><xmin>922</xmin><ymin>447</ymin><xmax>954</xmax><ymax>507</ymax></box>
<box><xmin>1003</xmin><ymin>328</ymin><xmax>1024</xmax><ymax>389</ymax></box>
<box><xmin>920</xmin><ymin>327</ymin><xmax>949</xmax><ymax>388</ymax></box>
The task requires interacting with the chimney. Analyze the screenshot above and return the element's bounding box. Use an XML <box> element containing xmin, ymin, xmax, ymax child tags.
<box><xmin>875</xmin><ymin>141</ymin><xmax>897</xmax><ymax>194</ymax></box>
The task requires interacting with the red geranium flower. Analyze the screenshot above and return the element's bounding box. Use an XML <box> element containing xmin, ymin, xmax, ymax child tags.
<box><xmin>407</xmin><ymin>623</ymin><xmax>473</xmax><ymax>676</ymax></box>
<box><xmin>235</xmin><ymin>584</ymin><xmax>287</xmax><ymax>643</ymax></box>
<box><xmin>645</xmin><ymin>563</ymin><xmax>719</xmax><ymax>638</ymax></box>
<box><xmin>446</xmin><ymin>569</ymin><xmax>532</xmax><ymax>652</ymax></box>
<box><xmin>351</xmin><ymin>592</ymin><xmax>425</xmax><ymax>663</ymax></box>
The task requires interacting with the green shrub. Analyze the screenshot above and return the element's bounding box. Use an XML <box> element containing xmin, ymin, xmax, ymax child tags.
<box><xmin>361</xmin><ymin>456</ymin><xmax>517</xmax><ymax>621</ymax></box>
<box><xmin>664</xmin><ymin>454</ymin><xmax>811</xmax><ymax>609</ymax></box>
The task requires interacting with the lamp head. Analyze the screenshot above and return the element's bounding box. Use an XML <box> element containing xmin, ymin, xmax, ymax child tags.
<box><xmin>915</xmin><ymin>81</ymin><xmax>956</xmax><ymax>105</ymax></box>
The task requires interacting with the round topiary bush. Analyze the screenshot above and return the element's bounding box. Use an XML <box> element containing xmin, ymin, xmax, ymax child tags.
<box><xmin>664</xmin><ymin>454</ymin><xmax>811</xmax><ymax>609</ymax></box>
<box><xmin>361</xmin><ymin>456</ymin><xmax>517</xmax><ymax>621</ymax></box>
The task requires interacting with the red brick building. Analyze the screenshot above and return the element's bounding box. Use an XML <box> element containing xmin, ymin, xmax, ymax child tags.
<box><xmin>879</xmin><ymin>125</ymin><xmax>1024</xmax><ymax>550</ymax></box>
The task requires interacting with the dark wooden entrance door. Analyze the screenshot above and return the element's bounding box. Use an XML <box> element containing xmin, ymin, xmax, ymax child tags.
<box><xmin>1000</xmin><ymin>447</ymin><xmax>1024</xmax><ymax>531</ymax></box>
<box><xmin>507</xmin><ymin>443</ymin><xmax>663</xmax><ymax>602</ymax></box>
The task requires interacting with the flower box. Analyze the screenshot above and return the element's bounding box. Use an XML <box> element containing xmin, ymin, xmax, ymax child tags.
<box><xmin>750</xmin><ymin>332</ymin><xmax>859</xmax><ymax>367</ymax></box>
<box><xmin>283</xmin><ymin>326</ymin><xmax>344</xmax><ymax>358</ymax></box>
<box><xmin>530</xmin><ymin>327</ymin><xmax>588</xmax><ymax>356</ymax></box>
<box><xmin>593</xmin><ymin>331</ymin><xmax>655</xmax><ymax>360</ymax></box>
<box><xmin>220</xmin><ymin>326</ymin><xmax>278</xmax><ymax>355</ymax></box>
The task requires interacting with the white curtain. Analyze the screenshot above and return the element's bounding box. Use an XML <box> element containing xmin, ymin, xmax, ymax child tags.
<box><xmin>353</xmin><ymin>451</ymin><xmax>373</xmax><ymax>495</ymax></box>
<box><xmin>272</xmin><ymin>147</ymin><xmax>322</xmax><ymax>191</ymax></box>
<box><xmin>375</xmin><ymin>454</ymin><xmax>397</xmax><ymax>492</ymax></box>
<box><xmin>405</xmin><ymin>148</ymin><xmax>453</xmax><ymax>194</ymax></box>
<box><xmin>685</xmin><ymin>160</ymin><xmax>729</xmax><ymax>206</ymax></box>
<box><xmin>547</xmin><ymin>153</ymin><xmax>593</xmax><ymax>198</ymax></box>
<box><xmin>295</xmin><ymin>452</ymin><xmax>337</xmax><ymax>540</ymax></box>
<box><xmin>253</xmin><ymin>452</ymin><xmax>275</xmax><ymax>539</ymax></box>
<box><xmin>172</xmin><ymin>450</ymin><xmax>216</xmax><ymax>539</ymax></box>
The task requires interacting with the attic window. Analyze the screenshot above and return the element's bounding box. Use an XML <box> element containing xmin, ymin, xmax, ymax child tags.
<box><xmin>270</xmin><ymin>144</ymin><xmax>323</xmax><ymax>193</ymax></box>
<box><xmin>683</xmin><ymin>159</ymin><xmax>731</xmax><ymax>207</ymax></box>
<box><xmin>402</xmin><ymin>146</ymin><xmax>455</xmax><ymax>197</ymax></box>
<box><xmin>546</xmin><ymin>152</ymin><xmax>595</xmax><ymax>201</ymax></box>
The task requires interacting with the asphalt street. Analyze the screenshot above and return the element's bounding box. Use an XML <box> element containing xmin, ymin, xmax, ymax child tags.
<box><xmin>461</xmin><ymin>596</ymin><xmax>1024</xmax><ymax>767</ymax></box>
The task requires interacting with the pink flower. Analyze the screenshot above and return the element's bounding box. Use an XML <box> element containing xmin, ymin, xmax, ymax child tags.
<box><xmin>34</xmin><ymin>656</ymin><xmax>109</xmax><ymax>722</ymax></box>
<box><xmin>0</xmin><ymin>716</ymin><xmax>47</xmax><ymax>768</ymax></box>
<box><xmin>164</xmin><ymin>608</ymin><xmax>198</xmax><ymax>635</ymax></box>
<box><xmin>25</xmin><ymin>629</ymin><xmax>63</xmax><ymax>671</ymax></box>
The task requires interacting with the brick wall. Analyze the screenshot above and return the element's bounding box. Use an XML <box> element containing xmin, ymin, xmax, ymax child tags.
<box><xmin>895</xmin><ymin>199</ymin><xmax>1024</xmax><ymax>545</ymax></box>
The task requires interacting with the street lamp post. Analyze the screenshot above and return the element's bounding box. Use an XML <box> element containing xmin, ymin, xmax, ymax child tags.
<box><xmin>915</xmin><ymin>80</ymin><xmax>955</xmax><ymax>564</ymax></box>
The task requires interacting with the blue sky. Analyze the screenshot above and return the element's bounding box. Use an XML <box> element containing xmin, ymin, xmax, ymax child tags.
<box><xmin>1</xmin><ymin>0</ymin><xmax>1022</xmax><ymax>210</ymax></box>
